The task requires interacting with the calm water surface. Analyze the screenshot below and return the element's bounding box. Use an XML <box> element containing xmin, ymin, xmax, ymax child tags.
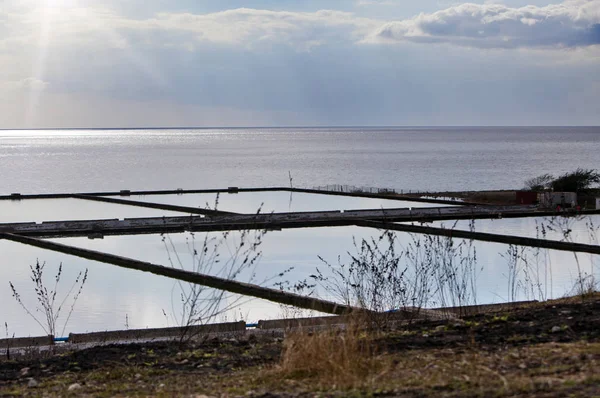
<box><xmin>1</xmin><ymin>127</ymin><xmax>599</xmax><ymax>193</ymax></box>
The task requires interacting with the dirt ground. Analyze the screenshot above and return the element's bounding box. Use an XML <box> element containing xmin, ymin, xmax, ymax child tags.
<box><xmin>1</xmin><ymin>295</ymin><xmax>599</xmax><ymax>397</ymax></box>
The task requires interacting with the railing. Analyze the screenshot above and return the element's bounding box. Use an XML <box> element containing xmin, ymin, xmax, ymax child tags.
<box><xmin>309</xmin><ymin>184</ymin><xmax>455</xmax><ymax>196</ymax></box>
<box><xmin>311</xmin><ymin>184</ymin><xmax>397</xmax><ymax>194</ymax></box>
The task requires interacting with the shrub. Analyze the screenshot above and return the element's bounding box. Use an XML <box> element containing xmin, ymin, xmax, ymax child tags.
<box><xmin>524</xmin><ymin>174</ymin><xmax>554</xmax><ymax>191</ymax></box>
<box><xmin>550</xmin><ymin>168</ymin><xmax>600</xmax><ymax>192</ymax></box>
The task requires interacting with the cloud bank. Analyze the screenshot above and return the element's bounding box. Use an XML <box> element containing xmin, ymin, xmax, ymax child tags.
<box><xmin>0</xmin><ymin>0</ymin><xmax>599</xmax><ymax>127</ymax></box>
<box><xmin>370</xmin><ymin>0</ymin><xmax>600</xmax><ymax>48</ymax></box>
<box><xmin>2</xmin><ymin>1</ymin><xmax>599</xmax><ymax>56</ymax></box>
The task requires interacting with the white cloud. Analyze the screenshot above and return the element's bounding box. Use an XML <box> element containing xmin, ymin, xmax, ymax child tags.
<box><xmin>0</xmin><ymin>5</ymin><xmax>376</xmax><ymax>53</ymax></box>
<box><xmin>123</xmin><ymin>8</ymin><xmax>377</xmax><ymax>50</ymax></box>
<box><xmin>2</xmin><ymin>1</ymin><xmax>599</xmax><ymax>57</ymax></box>
<box><xmin>1</xmin><ymin>1</ymin><xmax>599</xmax><ymax>127</ymax></box>
<box><xmin>0</xmin><ymin>77</ymin><xmax>49</xmax><ymax>93</ymax></box>
<box><xmin>367</xmin><ymin>0</ymin><xmax>600</xmax><ymax>48</ymax></box>
<box><xmin>21</xmin><ymin>77</ymin><xmax>49</xmax><ymax>90</ymax></box>
<box><xmin>356</xmin><ymin>0</ymin><xmax>396</xmax><ymax>6</ymax></box>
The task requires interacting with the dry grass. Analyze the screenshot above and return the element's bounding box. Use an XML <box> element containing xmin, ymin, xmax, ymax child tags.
<box><xmin>270</xmin><ymin>339</ymin><xmax>599</xmax><ymax>396</ymax></box>
<box><xmin>2</xmin><ymin>336</ymin><xmax>599</xmax><ymax>396</ymax></box>
<box><xmin>274</xmin><ymin>318</ymin><xmax>391</xmax><ymax>389</ymax></box>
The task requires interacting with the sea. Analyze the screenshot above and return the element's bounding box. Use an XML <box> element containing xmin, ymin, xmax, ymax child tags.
<box><xmin>0</xmin><ymin>126</ymin><xmax>599</xmax><ymax>338</ymax></box>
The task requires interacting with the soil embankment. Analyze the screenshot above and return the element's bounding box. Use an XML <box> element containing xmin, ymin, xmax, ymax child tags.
<box><xmin>1</xmin><ymin>294</ymin><xmax>599</xmax><ymax>397</ymax></box>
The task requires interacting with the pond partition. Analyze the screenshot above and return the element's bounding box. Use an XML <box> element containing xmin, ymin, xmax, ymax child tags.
<box><xmin>1</xmin><ymin>187</ymin><xmax>598</xmax><ymax>338</ymax></box>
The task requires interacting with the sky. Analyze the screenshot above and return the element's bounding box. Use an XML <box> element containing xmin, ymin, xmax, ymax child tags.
<box><xmin>0</xmin><ymin>0</ymin><xmax>599</xmax><ymax>128</ymax></box>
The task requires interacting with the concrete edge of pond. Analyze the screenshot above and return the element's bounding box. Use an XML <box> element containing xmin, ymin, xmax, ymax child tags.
<box><xmin>0</xmin><ymin>300</ymin><xmax>537</xmax><ymax>353</ymax></box>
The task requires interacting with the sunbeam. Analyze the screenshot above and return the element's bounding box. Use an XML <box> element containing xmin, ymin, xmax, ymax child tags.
<box><xmin>24</xmin><ymin>4</ymin><xmax>56</xmax><ymax>127</ymax></box>
<box><xmin>25</xmin><ymin>0</ymin><xmax>168</xmax><ymax>127</ymax></box>
<box><xmin>43</xmin><ymin>0</ymin><xmax>77</xmax><ymax>8</ymax></box>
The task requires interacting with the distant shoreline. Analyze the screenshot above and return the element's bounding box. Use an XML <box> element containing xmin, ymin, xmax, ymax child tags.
<box><xmin>1</xmin><ymin>125</ymin><xmax>599</xmax><ymax>131</ymax></box>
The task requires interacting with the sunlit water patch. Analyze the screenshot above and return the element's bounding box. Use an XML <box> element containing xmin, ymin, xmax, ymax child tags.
<box><xmin>3</xmin><ymin>127</ymin><xmax>599</xmax><ymax>194</ymax></box>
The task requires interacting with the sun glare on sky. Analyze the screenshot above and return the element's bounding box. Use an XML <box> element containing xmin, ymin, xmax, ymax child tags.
<box><xmin>43</xmin><ymin>0</ymin><xmax>76</xmax><ymax>8</ymax></box>
<box><xmin>24</xmin><ymin>0</ymin><xmax>79</xmax><ymax>126</ymax></box>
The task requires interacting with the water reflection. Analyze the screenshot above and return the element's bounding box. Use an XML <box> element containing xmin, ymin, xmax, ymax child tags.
<box><xmin>0</xmin><ymin>198</ymin><xmax>186</xmax><ymax>223</ymax></box>
<box><xmin>1</xmin><ymin>222</ymin><xmax>597</xmax><ymax>338</ymax></box>
<box><xmin>1</xmin><ymin>193</ymin><xmax>597</xmax><ymax>338</ymax></box>
<box><xmin>425</xmin><ymin>215</ymin><xmax>600</xmax><ymax>245</ymax></box>
<box><xmin>131</xmin><ymin>191</ymin><xmax>448</xmax><ymax>213</ymax></box>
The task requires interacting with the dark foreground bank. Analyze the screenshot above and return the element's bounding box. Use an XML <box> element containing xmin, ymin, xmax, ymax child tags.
<box><xmin>1</xmin><ymin>294</ymin><xmax>599</xmax><ymax>397</ymax></box>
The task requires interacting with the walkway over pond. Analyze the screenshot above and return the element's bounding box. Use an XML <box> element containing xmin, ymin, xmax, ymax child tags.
<box><xmin>0</xmin><ymin>203</ymin><xmax>580</xmax><ymax>238</ymax></box>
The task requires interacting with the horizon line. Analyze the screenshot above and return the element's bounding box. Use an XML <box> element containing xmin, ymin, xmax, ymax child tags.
<box><xmin>1</xmin><ymin>125</ymin><xmax>599</xmax><ymax>131</ymax></box>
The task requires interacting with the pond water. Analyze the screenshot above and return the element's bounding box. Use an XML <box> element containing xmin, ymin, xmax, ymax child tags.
<box><xmin>425</xmin><ymin>216</ymin><xmax>600</xmax><ymax>245</ymax></box>
<box><xmin>1</xmin><ymin>193</ymin><xmax>598</xmax><ymax>338</ymax></box>
<box><xmin>130</xmin><ymin>190</ymin><xmax>446</xmax><ymax>213</ymax></box>
<box><xmin>0</xmin><ymin>198</ymin><xmax>186</xmax><ymax>223</ymax></box>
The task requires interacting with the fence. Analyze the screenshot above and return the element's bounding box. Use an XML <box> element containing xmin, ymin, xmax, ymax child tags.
<box><xmin>310</xmin><ymin>184</ymin><xmax>458</xmax><ymax>196</ymax></box>
<box><xmin>311</xmin><ymin>184</ymin><xmax>397</xmax><ymax>194</ymax></box>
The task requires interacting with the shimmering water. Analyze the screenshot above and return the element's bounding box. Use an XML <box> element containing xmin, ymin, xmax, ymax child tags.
<box><xmin>1</xmin><ymin>127</ymin><xmax>599</xmax><ymax>193</ymax></box>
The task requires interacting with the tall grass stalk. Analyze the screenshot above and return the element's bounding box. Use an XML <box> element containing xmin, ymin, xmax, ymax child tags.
<box><xmin>314</xmin><ymin>226</ymin><xmax>480</xmax><ymax>320</ymax></box>
<box><xmin>162</xmin><ymin>228</ymin><xmax>266</xmax><ymax>340</ymax></box>
<box><xmin>9</xmin><ymin>260</ymin><xmax>88</xmax><ymax>337</ymax></box>
<box><xmin>546</xmin><ymin>215</ymin><xmax>599</xmax><ymax>299</ymax></box>
<box><xmin>161</xmin><ymin>196</ymin><xmax>288</xmax><ymax>341</ymax></box>
<box><xmin>426</xmin><ymin>220</ymin><xmax>479</xmax><ymax>314</ymax></box>
<box><xmin>4</xmin><ymin>322</ymin><xmax>14</xmax><ymax>360</ymax></box>
<box><xmin>499</xmin><ymin>214</ymin><xmax>600</xmax><ymax>302</ymax></box>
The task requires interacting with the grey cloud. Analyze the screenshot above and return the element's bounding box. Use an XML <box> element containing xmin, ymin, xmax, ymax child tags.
<box><xmin>369</xmin><ymin>0</ymin><xmax>600</xmax><ymax>48</ymax></box>
<box><xmin>1</xmin><ymin>1</ymin><xmax>600</xmax><ymax>127</ymax></box>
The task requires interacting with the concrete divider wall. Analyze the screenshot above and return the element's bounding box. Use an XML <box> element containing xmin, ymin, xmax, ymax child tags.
<box><xmin>434</xmin><ymin>300</ymin><xmax>538</xmax><ymax>316</ymax></box>
<box><xmin>0</xmin><ymin>300</ymin><xmax>540</xmax><ymax>348</ymax></box>
<box><xmin>0</xmin><ymin>335</ymin><xmax>54</xmax><ymax>349</ymax></box>
<box><xmin>256</xmin><ymin>303</ymin><xmax>539</xmax><ymax>331</ymax></box>
<box><xmin>68</xmin><ymin>321</ymin><xmax>246</xmax><ymax>344</ymax></box>
<box><xmin>257</xmin><ymin>307</ymin><xmax>453</xmax><ymax>330</ymax></box>
<box><xmin>258</xmin><ymin>315</ymin><xmax>348</xmax><ymax>330</ymax></box>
